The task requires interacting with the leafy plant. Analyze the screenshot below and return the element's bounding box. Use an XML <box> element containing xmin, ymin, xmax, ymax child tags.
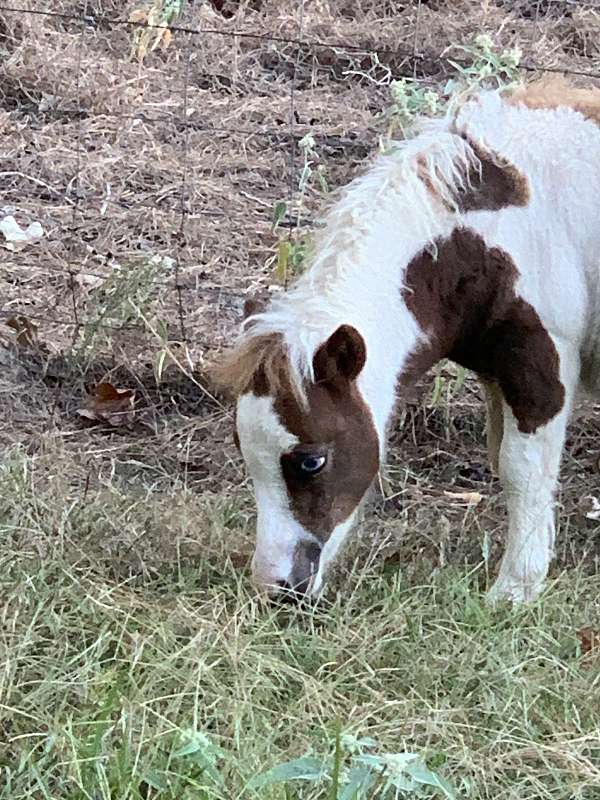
<box><xmin>171</xmin><ymin>728</ymin><xmax>226</xmax><ymax>786</ymax></box>
<box><xmin>447</xmin><ymin>34</ymin><xmax>521</xmax><ymax>91</ymax></box>
<box><xmin>248</xmin><ymin>729</ymin><xmax>457</xmax><ymax>799</ymax></box>
<box><xmin>381</xmin><ymin>79</ymin><xmax>443</xmax><ymax>138</ymax></box>
<box><xmin>298</xmin><ymin>133</ymin><xmax>329</xmax><ymax>198</ymax></box>
<box><xmin>129</xmin><ymin>0</ymin><xmax>184</xmax><ymax>61</ymax></box>
<box><xmin>270</xmin><ymin>134</ymin><xmax>328</xmax><ymax>285</ymax></box>
<box><xmin>136</xmin><ymin>728</ymin><xmax>227</xmax><ymax>797</ymax></box>
<box><xmin>381</xmin><ymin>35</ymin><xmax>522</xmax><ymax>139</ymax></box>
<box><xmin>274</xmin><ymin>236</ymin><xmax>313</xmax><ymax>284</ymax></box>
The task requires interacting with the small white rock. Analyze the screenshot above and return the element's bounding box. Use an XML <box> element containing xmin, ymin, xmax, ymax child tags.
<box><xmin>0</xmin><ymin>215</ymin><xmax>45</xmax><ymax>251</ymax></box>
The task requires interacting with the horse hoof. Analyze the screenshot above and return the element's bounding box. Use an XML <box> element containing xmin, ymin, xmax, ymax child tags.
<box><xmin>487</xmin><ymin>575</ymin><xmax>545</xmax><ymax>605</ymax></box>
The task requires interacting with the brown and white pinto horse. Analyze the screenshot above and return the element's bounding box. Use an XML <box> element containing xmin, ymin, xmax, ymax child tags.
<box><xmin>217</xmin><ymin>78</ymin><xmax>600</xmax><ymax>604</ymax></box>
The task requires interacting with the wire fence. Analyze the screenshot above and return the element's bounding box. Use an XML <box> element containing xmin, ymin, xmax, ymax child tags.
<box><xmin>2</xmin><ymin>1</ymin><xmax>600</xmax><ymax>358</ymax></box>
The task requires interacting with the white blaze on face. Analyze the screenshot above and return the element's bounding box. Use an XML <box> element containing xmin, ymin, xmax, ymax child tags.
<box><xmin>236</xmin><ymin>393</ymin><xmax>319</xmax><ymax>590</ymax></box>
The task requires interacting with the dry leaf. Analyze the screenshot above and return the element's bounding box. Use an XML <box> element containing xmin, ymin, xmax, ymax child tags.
<box><xmin>150</xmin><ymin>23</ymin><xmax>170</xmax><ymax>52</ymax></box>
<box><xmin>128</xmin><ymin>7</ymin><xmax>148</xmax><ymax>23</ymax></box>
<box><xmin>161</xmin><ymin>27</ymin><xmax>173</xmax><ymax>50</ymax></box>
<box><xmin>6</xmin><ymin>315</ymin><xmax>39</xmax><ymax>348</ymax></box>
<box><xmin>0</xmin><ymin>215</ymin><xmax>44</xmax><ymax>251</ymax></box>
<box><xmin>443</xmin><ymin>490</ymin><xmax>483</xmax><ymax>506</ymax></box>
<box><xmin>70</xmin><ymin>272</ymin><xmax>105</xmax><ymax>292</ymax></box>
<box><xmin>577</xmin><ymin>627</ymin><xmax>600</xmax><ymax>668</ymax></box>
<box><xmin>77</xmin><ymin>382</ymin><xmax>136</xmax><ymax>427</ymax></box>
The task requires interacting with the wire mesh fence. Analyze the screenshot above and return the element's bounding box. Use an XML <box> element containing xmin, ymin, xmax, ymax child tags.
<box><xmin>2</xmin><ymin>1</ymin><xmax>600</xmax><ymax>377</ymax></box>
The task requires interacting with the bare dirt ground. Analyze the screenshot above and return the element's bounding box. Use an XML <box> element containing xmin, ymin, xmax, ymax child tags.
<box><xmin>2</xmin><ymin>0</ymin><xmax>600</xmax><ymax>579</ymax></box>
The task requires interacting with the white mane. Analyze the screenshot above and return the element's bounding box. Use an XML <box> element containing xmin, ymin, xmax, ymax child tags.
<box><xmin>240</xmin><ymin>96</ymin><xmax>488</xmax><ymax>397</ymax></box>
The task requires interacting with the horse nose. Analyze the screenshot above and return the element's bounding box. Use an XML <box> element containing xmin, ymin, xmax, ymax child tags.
<box><xmin>269</xmin><ymin>541</ymin><xmax>322</xmax><ymax>605</ymax></box>
<box><xmin>271</xmin><ymin>580</ymin><xmax>304</xmax><ymax>605</ymax></box>
<box><xmin>293</xmin><ymin>541</ymin><xmax>322</xmax><ymax>593</ymax></box>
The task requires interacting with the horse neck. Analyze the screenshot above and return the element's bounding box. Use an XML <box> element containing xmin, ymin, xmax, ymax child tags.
<box><xmin>302</xmin><ymin>179</ymin><xmax>456</xmax><ymax>452</ymax></box>
<box><xmin>355</xmin><ymin>295</ymin><xmax>423</xmax><ymax>453</ymax></box>
<box><xmin>327</xmin><ymin>234</ymin><xmax>442</xmax><ymax>453</ymax></box>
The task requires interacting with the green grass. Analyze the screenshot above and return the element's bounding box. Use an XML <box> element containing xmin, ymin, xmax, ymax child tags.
<box><xmin>1</xmin><ymin>446</ymin><xmax>600</xmax><ymax>799</ymax></box>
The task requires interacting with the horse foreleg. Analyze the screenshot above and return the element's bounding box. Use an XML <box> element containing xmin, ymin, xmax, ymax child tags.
<box><xmin>488</xmin><ymin>351</ymin><xmax>578</xmax><ymax>604</ymax></box>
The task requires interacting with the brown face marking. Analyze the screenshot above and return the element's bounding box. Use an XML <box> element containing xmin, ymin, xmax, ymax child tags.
<box><xmin>262</xmin><ymin>326</ymin><xmax>379</xmax><ymax>540</ymax></box>
<box><xmin>401</xmin><ymin>228</ymin><xmax>565</xmax><ymax>434</ymax></box>
<box><xmin>276</xmin><ymin>379</ymin><xmax>379</xmax><ymax>539</ymax></box>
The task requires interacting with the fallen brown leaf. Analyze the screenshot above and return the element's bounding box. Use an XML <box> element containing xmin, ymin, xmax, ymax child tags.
<box><xmin>6</xmin><ymin>315</ymin><xmax>39</xmax><ymax>348</ymax></box>
<box><xmin>70</xmin><ymin>272</ymin><xmax>105</xmax><ymax>292</ymax></box>
<box><xmin>577</xmin><ymin>627</ymin><xmax>600</xmax><ymax>668</ymax></box>
<box><xmin>77</xmin><ymin>382</ymin><xmax>136</xmax><ymax>427</ymax></box>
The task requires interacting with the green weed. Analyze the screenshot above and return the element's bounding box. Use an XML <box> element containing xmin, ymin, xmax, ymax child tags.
<box><xmin>75</xmin><ymin>253</ymin><xmax>173</xmax><ymax>360</ymax></box>
<box><xmin>381</xmin><ymin>35</ymin><xmax>522</xmax><ymax>139</ymax></box>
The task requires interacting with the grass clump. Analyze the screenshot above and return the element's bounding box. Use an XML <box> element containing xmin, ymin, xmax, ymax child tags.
<box><xmin>1</xmin><ymin>447</ymin><xmax>600</xmax><ymax>798</ymax></box>
<box><xmin>75</xmin><ymin>254</ymin><xmax>174</xmax><ymax>359</ymax></box>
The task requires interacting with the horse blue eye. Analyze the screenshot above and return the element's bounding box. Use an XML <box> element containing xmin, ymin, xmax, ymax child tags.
<box><xmin>300</xmin><ymin>455</ymin><xmax>326</xmax><ymax>474</ymax></box>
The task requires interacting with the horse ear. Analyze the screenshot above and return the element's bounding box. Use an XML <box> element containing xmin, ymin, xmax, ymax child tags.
<box><xmin>242</xmin><ymin>293</ymin><xmax>270</xmax><ymax>330</ymax></box>
<box><xmin>243</xmin><ymin>294</ymin><xmax>268</xmax><ymax>320</ymax></box>
<box><xmin>313</xmin><ymin>325</ymin><xmax>366</xmax><ymax>385</ymax></box>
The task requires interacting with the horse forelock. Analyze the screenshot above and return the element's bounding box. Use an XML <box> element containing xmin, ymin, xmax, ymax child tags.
<box><xmin>213</xmin><ymin>326</ymin><xmax>309</xmax><ymax>406</ymax></box>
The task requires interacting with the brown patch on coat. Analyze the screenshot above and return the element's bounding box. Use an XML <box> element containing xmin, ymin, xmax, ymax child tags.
<box><xmin>417</xmin><ymin>141</ymin><xmax>529</xmax><ymax>213</ymax></box>
<box><xmin>401</xmin><ymin>228</ymin><xmax>565</xmax><ymax>434</ymax></box>
<box><xmin>456</xmin><ymin>141</ymin><xmax>530</xmax><ymax>213</ymax></box>
<box><xmin>510</xmin><ymin>75</ymin><xmax>600</xmax><ymax>127</ymax></box>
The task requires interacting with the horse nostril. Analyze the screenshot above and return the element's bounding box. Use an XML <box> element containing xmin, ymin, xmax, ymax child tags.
<box><xmin>305</xmin><ymin>542</ymin><xmax>322</xmax><ymax>570</ymax></box>
<box><xmin>271</xmin><ymin>580</ymin><xmax>304</xmax><ymax>606</ymax></box>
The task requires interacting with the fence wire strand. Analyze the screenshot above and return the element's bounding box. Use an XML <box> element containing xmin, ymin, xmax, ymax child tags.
<box><xmin>285</xmin><ymin>0</ymin><xmax>306</xmax><ymax>290</ymax></box>
<box><xmin>2</xmin><ymin>4</ymin><xmax>600</xmax><ymax>78</ymax></box>
<box><xmin>175</xmin><ymin>29</ymin><xmax>192</xmax><ymax>343</ymax></box>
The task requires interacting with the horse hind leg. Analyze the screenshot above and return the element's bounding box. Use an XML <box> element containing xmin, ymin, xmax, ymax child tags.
<box><xmin>480</xmin><ymin>378</ymin><xmax>504</xmax><ymax>475</ymax></box>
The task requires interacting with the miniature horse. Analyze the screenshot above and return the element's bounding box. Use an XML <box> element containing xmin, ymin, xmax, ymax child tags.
<box><xmin>216</xmin><ymin>77</ymin><xmax>600</xmax><ymax>604</ymax></box>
